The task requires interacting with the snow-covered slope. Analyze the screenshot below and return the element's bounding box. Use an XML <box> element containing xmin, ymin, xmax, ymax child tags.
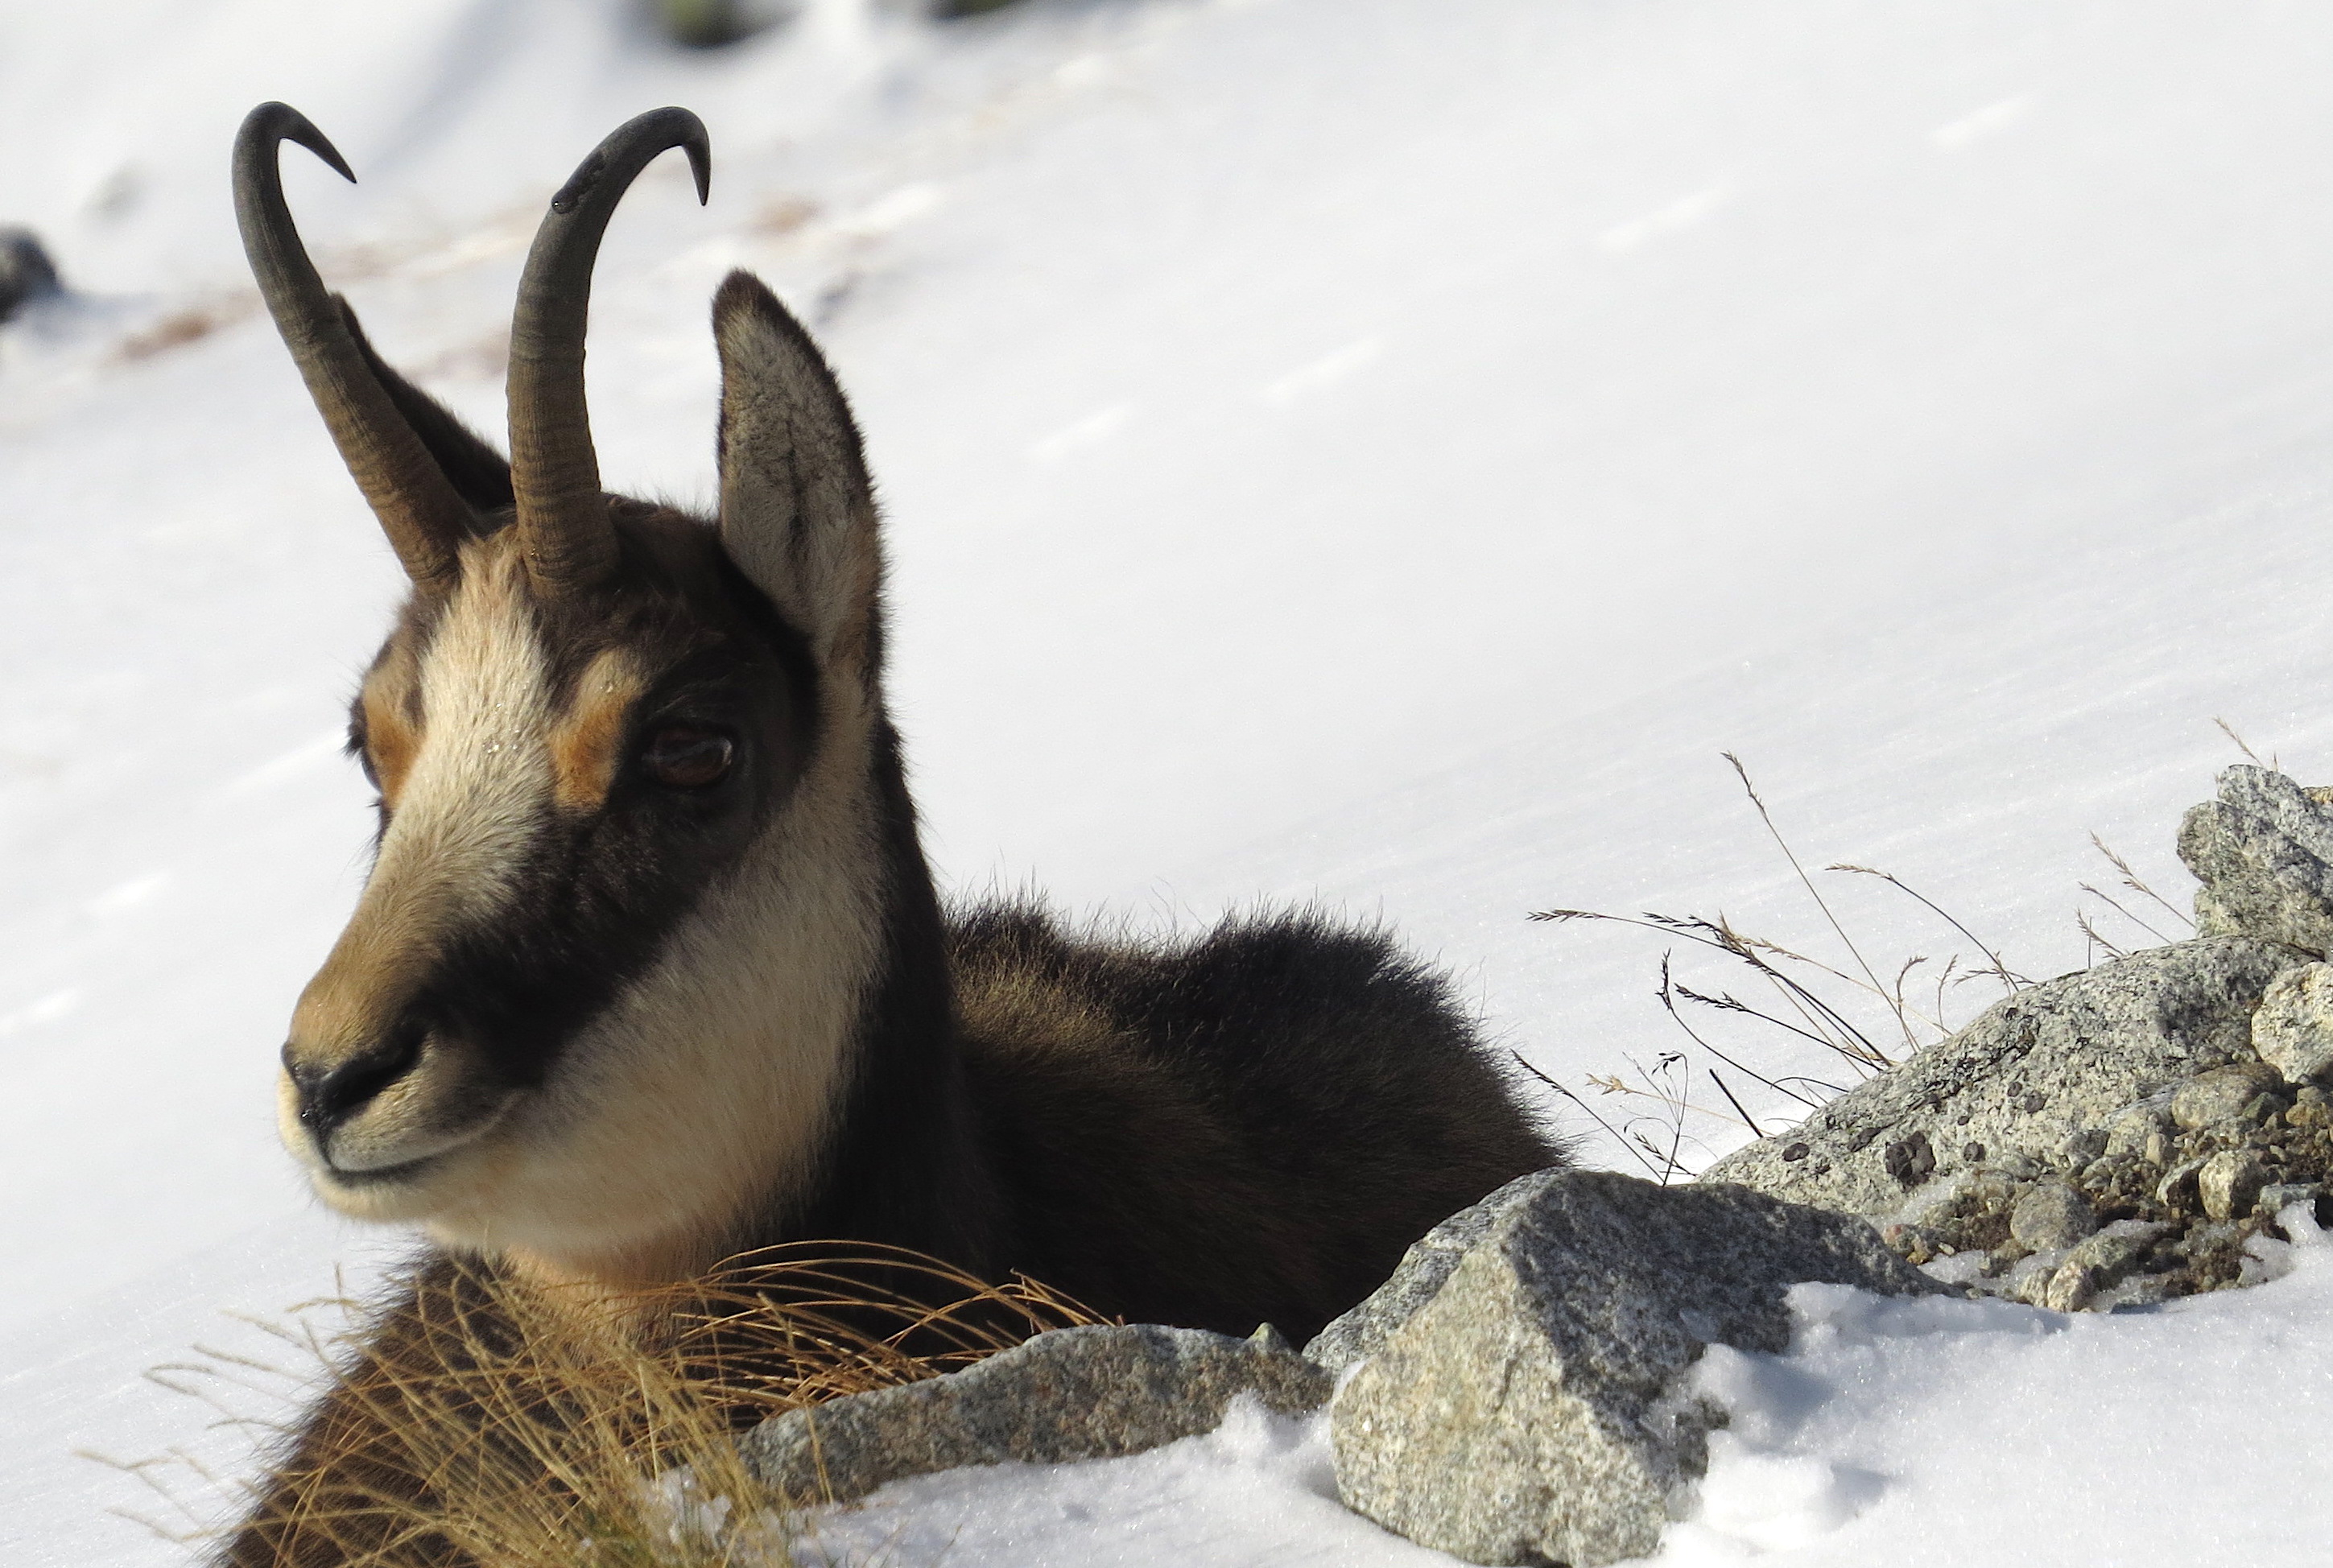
<box><xmin>4</xmin><ymin>0</ymin><xmax>2331</xmax><ymax>1561</ymax></box>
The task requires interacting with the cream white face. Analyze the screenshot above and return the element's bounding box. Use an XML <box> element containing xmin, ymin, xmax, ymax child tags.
<box><xmin>278</xmin><ymin>522</ymin><xmax>884</xmax><ymax>1282</ymax></box>
<box><xmin>281</xmin><ymin>547</ymin><xmax>551</xmax><ymax>1206</ymax></box>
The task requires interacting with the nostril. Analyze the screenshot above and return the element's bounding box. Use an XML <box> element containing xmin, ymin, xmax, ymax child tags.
<box><xmin>299</xmin><ymin>1025</ymin><xmax>427</xmax><ymax>1133</ymax></box>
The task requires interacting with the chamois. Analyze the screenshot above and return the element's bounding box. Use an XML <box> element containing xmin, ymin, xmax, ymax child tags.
<box><xmin>221</xmin><ymin>102</ymin><xmax>1559</xmax><ymax>1562</ymax></box>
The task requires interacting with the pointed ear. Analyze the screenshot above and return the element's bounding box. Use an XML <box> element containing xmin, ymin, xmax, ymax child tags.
<box><xmin>712</xmin><ymin>270</ymin><xmax>882</xmax><ymax>676</ymax></box>
<box><xmin>337</xmin><ymin>297</ymin><xmax>514</xmax><ymax>514</ymax></box>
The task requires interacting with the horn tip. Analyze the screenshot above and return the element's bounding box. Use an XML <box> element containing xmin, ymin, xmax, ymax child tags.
<box><xmin>241</xmin><ymin>101</ymin><xmax>357</xmax><ymax>185</ymax></box>
<box><xmin>655</xmin><ymin>106</ymin><xmax>712</xmax><ymax>204</ymax></box>
<box><xmin>687</xmin><ymin>140</ymin><xmax>711</xmax><ymax>206</ymax></box>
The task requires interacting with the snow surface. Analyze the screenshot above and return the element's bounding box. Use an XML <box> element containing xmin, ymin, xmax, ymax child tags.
<box><xmin>774</xmin><ymin>1218</ymin><xmax>2333</xmax><ymax>1567</ymax></box>
<box><xmin>4</xmin><ymin>0</ymin><xmax>2332</xmax><ymax>1560</ymax></box>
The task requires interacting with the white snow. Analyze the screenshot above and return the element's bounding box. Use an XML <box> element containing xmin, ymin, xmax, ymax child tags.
<box><xmin>1658</xmin><ymin>1218</ymin><xmax>2333</xmax><ymax>1566</ymax></box>
<box><xmin>777</xmin><ymin>1219</ymin><xmax>2333</xmax><ymax>1566</ymax></box>
<box><xmin>784</xmin><ymin>1397</ymin><xmax>1450</xmax><ymax>1567</ymax></box>
<box><xmin>5</xmin><ymin>0</ymin><xmax>2333</xmax><ymax>1561</ymax></box>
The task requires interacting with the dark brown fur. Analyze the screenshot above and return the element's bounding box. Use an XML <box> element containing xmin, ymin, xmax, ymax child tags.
<box><xmin>956</xmin><ymin>904</ymin><xmax>1560</xmax><ymax>1341</ymax></box>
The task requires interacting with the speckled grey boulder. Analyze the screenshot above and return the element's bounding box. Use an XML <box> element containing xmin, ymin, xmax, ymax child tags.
<box><xmin>2178</xmin><ymin>766</ymin><xmax>2333</xmax><ymax>954</ymax></box>
<box><xmin>2252</xmin><ymin>962</ymin><xmax>2333</xmax><ymax>1084</ymax></box>
<box><xmin>2043</xmin><ymin>1219</ymin><xmax>2168</xmax><ymax>1311</ymax></box>
<box><xmin>2011</xmin><ymin>1181</ymin><xmax>2097</xmax><ymax>1251</ymax></box>
<box><xmin>737</xmin><ymin>1322</ymin><xmax>1330</xmax><ymax>1506</ymax></box>
<box><xmin>1701</xmin><ymin>937</ymin><xmax>2297</xmax><ymax>1219</ymax></box>
<box><xmin>1303</xmin><ymin>1179</ymin><xmax>1511</xmax><ymax>1372</ymax></box>
<box><xmin>2199</xmin><ymin>1149</ymin><xmax>2269</xmax><ymax>1220</ymax></box>
<box><xmin>2172</xmin><ymin>1061</ymin><xmax>2282</xmax><ymax>1129</ymax></box>
<box><xmin>1319</xmin><ymin>1169</ymin><xmax>1940</xmax><ymax>1568</ymax></box>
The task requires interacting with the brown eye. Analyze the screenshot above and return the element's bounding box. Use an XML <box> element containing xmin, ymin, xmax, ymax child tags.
<box><xmin>640</xmin><ymin>726</ymin><xmax>735</xmax><ymax>790</ymax></box>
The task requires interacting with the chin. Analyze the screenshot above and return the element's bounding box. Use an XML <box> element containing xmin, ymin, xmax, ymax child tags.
<box><xmin>278</xmin><ymin>1069</ymin><xmax>523</xmax><ymax>1226</ymax></box>
<box><xmin>308</xmin><ymin>1158</ymin><xmax>459</xmax><ymax>1225</ymax></box>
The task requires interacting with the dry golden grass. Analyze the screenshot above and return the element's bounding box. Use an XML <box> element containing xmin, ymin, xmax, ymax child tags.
<box><xmin>119</xmin><ymin>1245</ymin><xmax>1103</xmax><ymax>1567</ymax></box>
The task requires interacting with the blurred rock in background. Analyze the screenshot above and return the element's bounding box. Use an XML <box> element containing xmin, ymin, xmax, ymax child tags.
<box><xmin>647</xmin><ymin>0</ymin><xmax>782</xmax><ymax>49</ymax></box>
<box><xmin>0</xmin><ymin>229</ymin><xmax>60</xmax><ymax>324</ymax></box>
<box><xmin>646</xmin><ymin>0</ymin><xmax>1051</xmax><ymax>52</ymax></box>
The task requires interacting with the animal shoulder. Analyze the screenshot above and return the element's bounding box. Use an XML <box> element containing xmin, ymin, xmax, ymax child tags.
<box><xmin>948</xmin><ymin>903</ymin><xmax>1558</xmax><ymax>1342</ymax></box>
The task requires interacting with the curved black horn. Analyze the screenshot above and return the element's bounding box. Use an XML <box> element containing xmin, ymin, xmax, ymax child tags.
<box><xmin>507</xmin><ymin>108</ymin><xmax>710</xmax><ymax>593</ymax></box>
<box><xmin>233</xmin><ymin>102</ymin><xmax>471</xmax><ymax>590</ymax></box>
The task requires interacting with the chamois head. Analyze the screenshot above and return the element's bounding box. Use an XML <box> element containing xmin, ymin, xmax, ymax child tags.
<box><xmin>237</xmin><ymin>105</ymin><xmax>900</xmax><ymax>1283</ymax></box>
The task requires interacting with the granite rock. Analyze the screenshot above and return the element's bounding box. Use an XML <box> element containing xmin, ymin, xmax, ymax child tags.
<box><xmin>1318</xmin><ymin>1169</ymin><xmax>1940</xmax><ymax>1568</ymax></box>
<box><xmin>2041</xmin><ymin>1220</ymin><xmax>2166</xmax><ymax>1310</ymax></box>
<box><xmin>2062</xmin><ymin>1219</ymin><xmax>2169</xmax><ymax>1281</ymax></box>
<box><xmin>2009</xmin><ymin>1182</ymin><xmax>2097</xmax><ymax>1251</ymax></box>
<box><xmin>2198</xmin><ymin>1149</ymin><xmax>2269</xmax><ymax>1222</ymax></box>
<box><xmin>1701</xmin><ymin>937</ymin><xmax>2297</xmax><ymax>1218</ymax></box>
<box><xmin>737</xmin><ymin>1322</ymin><xmax>1330</xmax><ymax>1507</ymax></box>
<box><xmin>2260</xmin><ymin>1182</ymin><xmax>2323</xmax><ymax>1218</ymax></box>
<box><xmin>2172</xmin><ymin>1062</ymin><xmax>2284</xmax><ymax>1129</ymax></box>
<box><xmin>2157</xmin><ymin>1153</ymin><xmax>2212</xmax><ymax>1209</ymax></box>
<box><xmin>2252</xmin><ymin>962</ymin><xmax>2333</xmax><ymax>1084</ymax></box>
<box><xmin>2178</xmin><ymin>766</ymin><xmax>2333</xmax><ymax>954</ymax></box>
<box><xmin>2105</xmin><ymin>1102</ymin><xmax>2172</xmax><ymax>1158</ymax></box>
<box><xmin>2042</xmin><ymin>1261</ymin><xmax>2102</xmax><ymax>1312</ymax></box>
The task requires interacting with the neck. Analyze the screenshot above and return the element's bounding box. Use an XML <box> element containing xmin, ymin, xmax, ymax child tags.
<box><xmin>775</xmin><ymin>719</ymin><xmax>1004</xmax><ymax>1275</ymax></box>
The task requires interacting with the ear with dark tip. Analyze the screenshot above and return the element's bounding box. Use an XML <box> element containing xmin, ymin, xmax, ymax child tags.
<box><xmin>712</xmin><ymin>270</ymin><xmax>882</xmax><ymax>676</ymax></box>
<box><xmin>337</xmin><ymin>299</ymin><xmax>514</xmax><ymax>514</ymax></box>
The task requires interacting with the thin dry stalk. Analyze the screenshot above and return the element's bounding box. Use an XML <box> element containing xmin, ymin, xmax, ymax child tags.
<box><xmin>1527</xmin><ymin>756</ymin><xmax>2042</xmax><ymax>1177</ymax></box>
<box><xmin>1511</xmin><ymin>1050</ymin><xmax>1670</xmax><ymax>1183</ymax></box>
<box><xmin>1628</xmin><ymin>1050</ymin><xmax>1693</xmax><ymax>1182</ymax></box>
<box><xmin>2078</xmin><ymin>908</ymin><xmax>2133</xmax><ymax>965</ymax></box>
<box><xmin>1827</xmin><ymin>864</ymin><xmax>2029</xmax><ymax>996</ymax></box>
<box><xmin>1930</xmin><ymin>955</ymin><xmax>1963</xmax><ymax>1033</ymax></box>
<box><xmin>1722</xmin><ymin>753</ymin><xmax>1918</xmax><ymax>1057</ymax></box>
<box><xmin>1530</xmin><ymin>908</ymin><xmax>1892</xmax><ymax>1077</ymax></box>
<box><xmin>2214</xmin><ymin>716</ymin><xmax>2277</xmax><ymax>771</ymax></box>
<box><xmin>2087</xmin><ymin>831</ymin><xmax>2196</xmax><ymax>932</ymax></box>
<box><xmin>1707</xmin><ymin>1070</ymin><xmax>1765</xmax><ymax>1140</ymax></box>
<box><xmin>2079</xmin><ymin>881</ymin><xmax>2176</xmax><ymax>945</ymax></box>
<box><xmin>1652</xmin><ymin>955</ymin><xmax>1852</xmax><ymax>1104</ymax></box>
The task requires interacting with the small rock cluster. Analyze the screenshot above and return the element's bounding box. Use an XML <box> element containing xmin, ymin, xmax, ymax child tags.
<box><xmin>1879</xmin><ymin>1060</ymin><xmax>2332</xmax><ymax>1311</ymax></box>
<box><xmin>1707</xmin><ymin>764</ymin><xmax>2333</xmax><ymax>1312</ymax></box>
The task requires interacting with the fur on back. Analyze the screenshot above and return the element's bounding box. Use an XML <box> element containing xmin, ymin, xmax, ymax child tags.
<box><xmin>950</xmin><ymin>902</ymin><xmax>1561</xmax><ymax>1344</ymax></box>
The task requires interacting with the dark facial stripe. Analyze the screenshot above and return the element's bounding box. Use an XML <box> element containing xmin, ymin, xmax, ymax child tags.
<box><xmin>333</xmin><ymin>513</ymin><xmax>824</xmax><ymax>1102</ymax></box>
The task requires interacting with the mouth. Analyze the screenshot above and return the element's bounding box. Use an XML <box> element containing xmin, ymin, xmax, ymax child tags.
<box><xmin>320</xmin><ymin>1150</ymin><xmax>443</xmax><ymax>1188</ymax></box>
<box><xmin>301</xmin><ymin>1087</ymin><xmax>519</xmax><ymax>1190</ymax></box>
